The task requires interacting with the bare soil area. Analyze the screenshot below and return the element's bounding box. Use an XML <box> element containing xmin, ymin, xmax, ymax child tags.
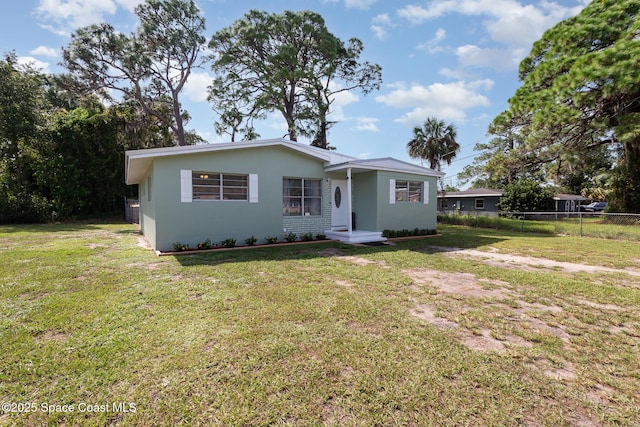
<box><xmin>428</xmin><ymin>245</ymin><xmax>640</xmax><ymax>277</ymax></box>
<box><xmin>404</xmin><ymin>246</ymin><xmax>638</xmax><ymax>356</ymax></box>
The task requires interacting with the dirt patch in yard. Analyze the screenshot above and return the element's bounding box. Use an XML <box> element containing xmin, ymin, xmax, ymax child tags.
<box><xmin>36</xmin><ymin>330</ymin><xmax>67</xmax><ymax>342</ymax></box>
<box><xmin>337</xmin><ymin>255</ymin><xmax>390</xmax><ymax>268</ymax></box>
<box><xmin>334</xmin><ymin>279</ymin><xmax>355</xmax><ymax>287</ymax></box>
<box><xmin>317</xmin><ymin>247</ymin><xmax>345</xmax><ymax>257</ymax></box>
<box><xmin>404</xmin><ymin>268</ymin><xmax>513</xmax><ymax>299</ymax></box>
<box><xmin>428</xmin><ymin>246</ymin><xmax>640</xmax><ymax>277</ymax></box>
<box><xmin>137</xmin><ymin>236</ymin><xmax>152</xmax><ymax>250</ymax></box>
<box><xmin>410</xmin><ymin>304</ymin><xmax>459</xmax><ymax>329</ymax></box>
<box><xmin>405</xmin><ymin>268</ymin><xmax>576</xmax><ymax>352</ymax></box>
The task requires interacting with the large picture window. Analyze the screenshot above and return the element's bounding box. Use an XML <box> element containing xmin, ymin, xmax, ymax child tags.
<box><xmin>395</xmin><ymin>180</ymin><xmax>422</xmax><ymax>203</ymax></box>
<box><xmin>192</xmin><ymin>172</ymin><xmax>247</xmax><ymax>201</ymax></box>
<box><xmin>283</xmin><ymin>178</ymin><xmax>322</xmax><ymax>216</ymax></box>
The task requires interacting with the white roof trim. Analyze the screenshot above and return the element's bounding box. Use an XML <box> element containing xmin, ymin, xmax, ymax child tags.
<box><xmin>325</xmin><ymin>157</ymin><xmax>444</xmax><ymax>177</ymax></box>
<box><xmin>126</xmin><ymin>138</ymin><xmax>355</xmax><ymax>185</ymax></box>
<box><xmin>441</xmin><ymin>193</ymin><xmax>503</xmax><ymax>198</ymax></box>
<box><xmin>125</xmin><ymin>139</ymin><xmax>442</xmax><ymax>184</ymax></box>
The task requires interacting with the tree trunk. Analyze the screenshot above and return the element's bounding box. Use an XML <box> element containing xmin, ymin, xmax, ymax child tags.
<box><xmin>173</xmin><ymin>93</ymin><xmax>186</xmax><ymax>146</ymax></box>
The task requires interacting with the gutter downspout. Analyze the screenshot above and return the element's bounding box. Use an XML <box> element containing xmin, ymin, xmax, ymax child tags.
<box><xmin>347</xmin><ymin>167</ymin><xmax>353</xmax><ymax>234</ymax></box>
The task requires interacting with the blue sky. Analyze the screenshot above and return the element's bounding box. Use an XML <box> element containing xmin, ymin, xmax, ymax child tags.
<box><xmin>1</xmin><ymin>0</ymin><xmax>589</xmax><ymax>188</ymax></box>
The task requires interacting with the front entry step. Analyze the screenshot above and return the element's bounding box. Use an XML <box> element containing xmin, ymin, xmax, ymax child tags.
<box><xmin>325</xmin><ymin>230</ymin><xmax>387</xmax><ymax>244</ymax></box>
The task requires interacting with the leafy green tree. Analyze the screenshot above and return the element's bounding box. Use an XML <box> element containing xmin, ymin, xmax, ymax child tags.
<box><xmin>458</xmin><ymin>136</ymin><xmax>517</xmax><ymax>188</ymax></box>
<box><xmin>0</xmin><ymin>53</ymin><xmax>52</xmax><ymax>222</ymax></box>
<box><xmin>208</xmin><ymin>76</ymin><xmax>264</xmax><ymax>142</ymax></box>
<box><xmin>489</xmin><ymin>0</ymin><xmax>640</xmax><ymax>212</ymax></box>
<box><xmin>33</xmin><ymin>100</ymin><xmax>125</xmax><ymax>218</ymax></box>
<box><xmin>497</xmin><ymin>179</ymin><xmax>555</xmax><ymax>213</ymax></box>
<box><xmin>62</xmin><ymin>0</ymin><xmax>206</xmax><ymax>146</ymax></box>
<box><xmin>208</xmin><ymin>10</ymin><xmax>382</xmax><ymax>148</ymax></box>
<box><xmin>407</xmin><ymin>117</ymin><xmax>459</xmax><ymax>171</ymax></box>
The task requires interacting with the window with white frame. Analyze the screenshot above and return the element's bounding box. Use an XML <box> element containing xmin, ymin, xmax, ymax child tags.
<box><xmin>192</xmin><ymin>172</ymin><xmax>247</xmax><ymax>201</ymax></box>
<box><xmin>395</xmin><ymin>180</ymin><xmax>422</xmax><ymax>203</ymax></box>
<box><xmin>475</xmin><ymin>198</ymin><xmax>485</xmax><ymax>209</ymax></box>
<box><xmin>283</xmin><ymin>178</ymin><xmax>321</xmax><ymax>216</ymax></box>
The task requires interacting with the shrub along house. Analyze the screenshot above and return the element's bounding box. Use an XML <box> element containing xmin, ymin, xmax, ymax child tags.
<box><xmin>125</xmin><ymin>138</ymin><xmax>444</xmax><ymax>251</ymax></box>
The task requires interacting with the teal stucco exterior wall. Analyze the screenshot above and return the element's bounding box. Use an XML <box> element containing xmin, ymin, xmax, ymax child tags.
<box><xmin>350</xmin><ymin>170</ymin><xmax>438</xmax><ymax>232</ymax></box>
<box><xmin>376</xmin><ymin>171</ymin><xmax>438</xmax><ymax>231</ymax></box>
<box><xmin>138</xmin><ymin>164</ymin><xmax>157</xmax><ymax>250</ymax></box>
<box><xmin>351</xmin><ymin>171</ymin><xmax>378</xmax><ymax>231</ymax></box>
<box><xmin>133</xmin><ymin>144</ymin><xmax>441</xmax><ymax>251</ymax></box>
<box><xmin>147</xmin><ymin>145</ymin><xmax>331</xmax><ymax>251</ymax></box>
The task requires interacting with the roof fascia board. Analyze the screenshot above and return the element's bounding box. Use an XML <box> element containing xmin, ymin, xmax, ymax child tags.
<box><xmin>325</xmin><ymin>158</ymin><xmax>444</xmax><ymax>177</ymax></box>
<box><xmin>439</xmin><ymin>193</ymin><xmax>502</xmax><ymax>198</ymax></box>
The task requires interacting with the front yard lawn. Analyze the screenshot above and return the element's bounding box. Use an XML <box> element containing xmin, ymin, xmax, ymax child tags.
<box><xmin>1</xmin><ymin>222</ymin><xmax>639</xmax><ymax>425</ymax></box>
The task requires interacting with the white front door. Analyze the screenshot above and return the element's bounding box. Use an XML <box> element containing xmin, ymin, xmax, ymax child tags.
<box><xmin>331</xmin><ymin>180</ymin><xmax>349</xmax><ymax>230</ymax></box>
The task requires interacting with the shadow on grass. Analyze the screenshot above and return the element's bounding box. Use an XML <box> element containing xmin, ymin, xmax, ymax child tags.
<box><xmin>173</xmin><ymin>226</ymin><xmax>519</xmax><ymax>267</ymax></box>
<box><xmin>0</xmin><ymin>218</ymin><xmax>134</xmax><ymax>234</ymax></box>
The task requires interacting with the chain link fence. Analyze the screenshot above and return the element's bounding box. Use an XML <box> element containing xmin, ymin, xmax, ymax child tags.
<box><xmin>438</xmin><ymin>211</ymin><xmax>640</xmax><ymax>241</ymax></box>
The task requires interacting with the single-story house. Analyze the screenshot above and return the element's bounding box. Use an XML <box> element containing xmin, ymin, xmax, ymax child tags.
<box><xmin>125</xmin><ymin>138</ymin><xmax>444</xmax><ymax>251</ymax></box>
<box><xmin>437</xmin><ymin>188</ymin><xmax>503</xmax><ymax>216</ymax></box>
<box><xmin>438</xmin><ymin>188</ymin><xmax>591</xmax><ymax>215</ymax></box>
<box><xmin>553</xmin><ymin>194</ymin><xmax>591</xmax><ymax>212</ymax></box>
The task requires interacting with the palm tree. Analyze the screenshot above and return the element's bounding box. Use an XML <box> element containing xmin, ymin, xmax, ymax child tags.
<box><xmin>407</xmin><ymin>117</ymin><xmax>460</xmax><ymax>170</ymax></box>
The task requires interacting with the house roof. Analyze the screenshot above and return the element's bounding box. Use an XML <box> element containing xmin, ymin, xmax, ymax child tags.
<box><xmin>438</xmin><ymin>188</ymin><xmax>503</xmax><ymax>198</ymax></box>
<box><xmin>437</xmin><ymin>189</ymin><xmax>589</xmax><ymax>201</ymax></box>
<box><xmin>125</xmin><ymin>138</ymin><xmax>442</xmax><ymax>184</ymax></box>
<box><xmin>554</xmin><ymin>193</ymin><xmax>590</xmax><ymax>201</ymax></box>
<box><xmin>324</xmin><ymin>157</ymin><xmax>444</xmax><ymax>177</ymax></box>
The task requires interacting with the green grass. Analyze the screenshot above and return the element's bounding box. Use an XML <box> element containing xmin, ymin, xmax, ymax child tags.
<box><xmin>438</xmin><ymin>213</ymin><xmax>640</xmax><ymax>241</ymax></box>
<box><xmin>1</xmin><ymin>222</ymin><xmax>639</xmax><ymax>425</ymax></box>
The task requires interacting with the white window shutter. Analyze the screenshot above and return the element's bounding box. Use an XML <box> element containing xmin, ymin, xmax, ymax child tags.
<box><xmin>423</xmin><ymin>181</ymin><xmax>430</xmax><ymax>204</ymax></box>
<box><xmin>180</xmin><ymin>169</ymin><xmax>192</xmax><ymax>203</ymax></box>
<box><xmin>389</xmin><ymin>179</ymin><xmax>396</xmax><ymax>204</ymax></box>
<box><xmin>249</xmin><ymin>174</ymin><xmax>259</xmax><ymax>203</ymax></box>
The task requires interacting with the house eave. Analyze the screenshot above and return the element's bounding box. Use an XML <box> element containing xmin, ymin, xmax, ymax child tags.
<box><xmin>438</xmin><ymin>193</ymin><xmax>503</xmax><ymax>198</ymax></box>
<box><xmin>125</xmin><ymin>138</ymin><xmax>357</xmax><ymax>185</ymax></box>
<box><xmin>325</xmin><ymin>158</ymin><xmax>445</xmax><ymax>177</ymax></box>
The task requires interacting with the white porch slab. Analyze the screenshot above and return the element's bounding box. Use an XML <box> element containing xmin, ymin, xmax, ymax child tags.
<box><xmin>325</xmin><ymin>230</ymin><xmax>387</xmax><ymax>244</ymax></box>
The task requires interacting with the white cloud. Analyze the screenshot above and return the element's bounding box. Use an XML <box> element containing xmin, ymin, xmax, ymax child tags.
<box><xmin>353</xmin><ymin>117</ymin><xmax>379</xmax><ymax>132</ymax></box>
<box><xmin>17</xmin><ymin>56</ymin><xmax>50</xmax><ymax>73</ymax></box>
<box><xmin>326</xmin><ymin>81</ymin><xmax>360</xmax><ymax>122</ymax></box>
<box><xmin>37</xmin><ymin>0</ymin><xmax>116</xmax><ymax>28</ymax></box>
<box><xmin>372</xmin><ymin>13</ymin><xmax>393</xmax><ymax>25</ymax></box>
<box><xmin>344</xmin><ymin>0</ymin><xmax>377</xmax><ymax>9</ymax></box>
<box><xmin>184</xmin><ymin>71</ymin><xmax>213</xmax><ymax>103</ymax></box>
<box><xmin>37</xmin><ymin>23</ymin><xmax>69</xmax><ymax>36</ymax></box>
<box><xmin>371</xmin><ymin>13</ymin><xmax>395</xmax><ymax>41</ymax></box>
<box><xmin>438</xmin><ymin>67</ymin><xmax>465</xmax><ymax>79</ymax></box>
<box><xmin>376</xmin><ymin>80</ymin><xmax>492</xmax><ymax>124</ymax></box>
<box><xmin>455</xmin><ymin>44</ymin><xmax>518</xmax><ymax>71</ymax></box>
<box><xmin>398</xmin><ymin>0</ymin><xmax>585</xmax><ymax>46</ymax></box>
<box><xmin>30</xmin><ymin>46</ymin><xmax>58</xmax><ymax>57</ymax></box>
<box><xmin>397</xmin><ymin>3</ymin><xmax>452</xmax><ymax>24</ymax></box>
<box><xmin>397</xmin><ymin>0</ymin><xmax>587</xmax><ymax>70</ymax></box>
<box><xmin>417</xmin><ymin>28</ymin><xmax>446</xmax><ymax>54</ymax></box>
<box><xmin>115</xmin><ymin>0</ymin><xmax>143</xmax><ymax>13</ymax></box>
<box><xmin>371</xmin><ymin>25</ymin><xmax>388</xmax><ymax>41</ymax></box>
<box><xmin>36</xmin><ymin>0</ymin><xmax>143</xmax><ymax>34</ymax></box>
